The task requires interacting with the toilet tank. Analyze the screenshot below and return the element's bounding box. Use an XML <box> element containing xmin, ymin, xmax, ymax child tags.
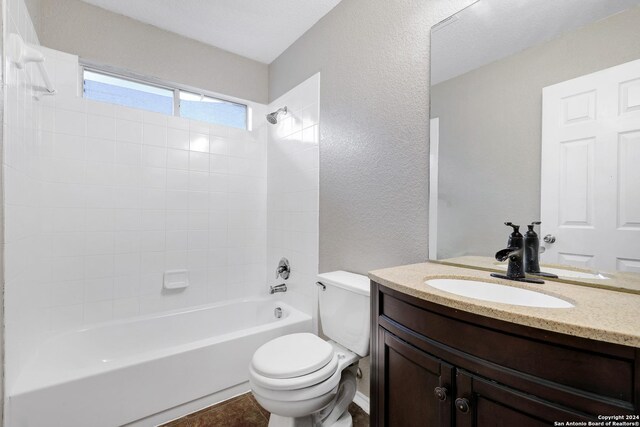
<box><xmin>318</xmin><ymin>271</ymin><xmax>370</xmax><ymax>357</ymax></box>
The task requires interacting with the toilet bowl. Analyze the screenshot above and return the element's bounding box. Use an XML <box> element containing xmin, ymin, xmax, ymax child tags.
<box><xmin>249</xmin><ymin>271</ymin><xmax>370</xmax><ymax>427</ymax></box>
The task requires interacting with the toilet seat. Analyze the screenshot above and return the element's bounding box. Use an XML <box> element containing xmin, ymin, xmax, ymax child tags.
<box><xmin>251</xmin><ymin>333</ymin><xmax>334</xmax><ymax>379</ymax></box>
<box><xmin>250</xmin><ymin>352</ymin><xmax>339</xmax><ymax>390</ymax></box>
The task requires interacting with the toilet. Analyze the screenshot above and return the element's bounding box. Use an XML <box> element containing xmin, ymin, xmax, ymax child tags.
<box><xmin>249</xmin><ymin>271</ymin><xmax>370</xmax><ymax>427</ymax></box>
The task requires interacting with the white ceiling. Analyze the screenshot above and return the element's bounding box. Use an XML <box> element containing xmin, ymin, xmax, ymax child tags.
<box><xmin>431</xmin><ymin>0</ymin><xmax>640</xmax><ymax>85</ymax></box>
<box><xmin>79</xmin><ymin>0</ymin><xmax>342</xmax><ymax>64</ymax></box>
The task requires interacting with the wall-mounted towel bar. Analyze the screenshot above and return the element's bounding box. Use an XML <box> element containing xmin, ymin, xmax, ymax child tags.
<box><xmin>8</xmin><ymin>33</ymin><xmax>56</xmax><ymax>95</ymax></box>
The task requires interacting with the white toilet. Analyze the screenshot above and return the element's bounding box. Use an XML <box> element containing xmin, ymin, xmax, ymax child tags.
<box><xmin>250</xmin><ymin>271</ymin><xmax>370</xmax><ymax>427</ymax></box>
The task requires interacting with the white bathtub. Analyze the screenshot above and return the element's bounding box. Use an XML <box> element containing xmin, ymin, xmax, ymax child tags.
<box><xmin>7</xmin><ymin>299</ymin><xmax>312</xmax><ymax>427</ymax></box>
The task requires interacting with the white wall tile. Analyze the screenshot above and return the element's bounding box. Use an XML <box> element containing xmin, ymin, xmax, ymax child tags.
<box><xmin>85</xmin><ymin>254</ymin><xmax>115</xmax><ymax>279</ymax></box>
<box><xmin>189</xmin><ymin>151</ymin><xmax>209</xmax><ymax>172</ymax></box>
<box><xmin>140</xmin><ymin>231</ymin><xmax>165</xmax><ymax>252</ymax></box>
<box><xmin>116</xmin><ymin>141</ymin><xmax>142</xmax><ymax>166</ymax></box>
<box><xmin>190</xmin><ymin>133</ymin><xmax>209</xmax><ymax>153</ymax></box>
<box><xmin>85</xmin><ymin>232</ymin><xmax>115</xmax><ymax>255</ymax></box>
<box><xmin>167</xmin><ymin>169</ymin><xmax>189</xmax><ymax>190</ymax></box>
<box><xmin>209</xmin><ymin>136</ymin><xmax>229</xmax><ymax>155</ymax></box>
<box><xmin>56</xmin><ymin>109</ymin><xmax>86</xmax><ymax>136</ymax></box>
<box><xmin>167</xmin><ymin>148</ymin><xmax>189</xmax><ymax>170</ymax></box>
<box><xmin>143</xmin><ymin>123</ymin><xmax>167</xmax><ymax>147</ymax></box>
<box><xmin>4</xmin><ymin>34</ymin><xmax>271</xmax><ymax>393</ymax></box>
<box><xmin>86</xmin><ymin>99</ymin><xmax>116</xmax><ymax>117</ymax></box>
<box><xmin>87</xmin><ymin>114</ymin><xmax>116</xmax><ymax>140</ymax></box>
<box><xmin>84</xmin><ymin>278</ymin><xmax>114</xmax><ymax>302</ymax></box>
<box><xmin>116</xmin><ymin>106</ymin><xmax>143</xmax><ymax>123</ymax></box>
<box><xmin>85</xmin><ymin>162</ymin><xmax>115</xmax><ymax>186</ymax></box>
<box><xmin>113</xmin><ymin>298</ymin><xmax>140</xmax><ymax>318</ymax></box>
<box><xmin>209</xmin><ymin>154</ymin><xmax>229</xmax><ymax>174</ymax></box>
<box><xmin>83</xmin><ymin>300</ymin><xmax>113</xmax><ymax>324</ymax></box>
<box><xmin>140</xmin><ymin>210</ymin><xmax>165</xmax><ymax>231</ymax></box>
<box><xmin>86</xmin><ymin>138</ymin><xmax>115</xmax><ymax>163</ymax></box>
<box><xmin>116</xmin><ymin>119</ymin><xmax>143</xmax><ymax>143</ymax></box>
<box><xmin>143</xmin><ymin>111</ymin><xmax>167</xmax><ymax>126</ymax></box>
<box><xmin>167</xmin><ymin>128</ymin><xmax>189</xmax><ymax>150</ymax></box>
<box><xmin>54</xmin><ymin>134</ymin><xmax>85</xmax><ymax>160</ymax></box>
<box><xmin>166</xmin><ymin>191</ymin><xmax>189</xmax><ymax>210</ymax></box>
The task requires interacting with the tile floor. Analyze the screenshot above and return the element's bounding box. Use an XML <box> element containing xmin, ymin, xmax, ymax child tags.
<box><xmin>162</xmin><ymin>392</ymin><xmax>369</xmax><ymax>427</ymax></box>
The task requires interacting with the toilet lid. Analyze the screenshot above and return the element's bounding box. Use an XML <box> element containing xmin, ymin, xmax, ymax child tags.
<box><xmin>251</xmin><ymin>333</ymin><xmax>334</xmax><ymax>379</ymax></box>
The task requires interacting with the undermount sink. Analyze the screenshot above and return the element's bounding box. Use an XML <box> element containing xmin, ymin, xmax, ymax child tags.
<box><xmin>496</xmin><ymin>264</ymin><xmax>608</xmax><ymax>280</ymax></box>
<box><xmin>425</xmin><ymin>278</ymin><xmax>574</xmax><ymax>308</ymax></box>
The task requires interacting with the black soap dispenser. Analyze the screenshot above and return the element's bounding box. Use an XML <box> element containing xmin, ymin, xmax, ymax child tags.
<box><xmin>524</xmin><ymin>221</ymin><xmax>559</xmax><ymax>278</ymax></box>
<box><xmin>523</xmin><ymin>221</ymin><xmax>542</xmax><ymax>274</ymax></box>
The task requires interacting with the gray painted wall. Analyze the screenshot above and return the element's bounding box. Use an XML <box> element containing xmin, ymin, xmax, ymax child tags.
<box><xmin>270</xmin><ymin>0</ymin><xmax>475</xmax><ymax>276</ymax></box>
<box><xmin>34</xmin><ymin>0</ymin><xmax>268</xmax><ymax>103</ymax></box>
<box><xmin>431</xmin><ymin>6</ymin><xmax>640</xmax><ymax>259</ymax></box>
<box><xmin>269</xmin><ymin>0</ymin><xmax>474</xmax><ymax>398</ymax></box>
<box><xmin>23</xmin><ymin>0</ymin><xmax>41</xmax><ymax>38</ymax></box>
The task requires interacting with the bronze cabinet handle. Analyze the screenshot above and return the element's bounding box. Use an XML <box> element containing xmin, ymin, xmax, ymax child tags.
<box><xmin>455</xmin><ymin>398</ymin><xmax>470</xmax><ymax>413</ymax></box>
<box><xmin>434</xmin><ymin>387</ymin><xmax>448</xmax><ymax>401</ymax></box>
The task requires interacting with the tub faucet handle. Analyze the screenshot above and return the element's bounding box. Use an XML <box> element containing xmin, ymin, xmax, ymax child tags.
<box><xmin>275</xmin><ymin>257</ymin><xmax>290</xmax><ymax>279</ymax></box>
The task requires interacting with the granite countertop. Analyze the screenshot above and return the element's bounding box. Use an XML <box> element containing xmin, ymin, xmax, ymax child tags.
<box><xmin>369</xmin><ymin>262</ymin><xmax>640</xmax><ymax>347</ymax></box>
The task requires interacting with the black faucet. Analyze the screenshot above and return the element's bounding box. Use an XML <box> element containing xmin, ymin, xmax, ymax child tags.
<box><xmin>491</xmin><ymin>222</ymin><xmax>544</xmax><ymax>284</ymax></box>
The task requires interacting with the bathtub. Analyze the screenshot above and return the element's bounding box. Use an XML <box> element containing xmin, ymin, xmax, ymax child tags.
<box><xmin>7</xmin><ymin>299</ymin><xmax>312</xmax><ymax>427</ymax></box>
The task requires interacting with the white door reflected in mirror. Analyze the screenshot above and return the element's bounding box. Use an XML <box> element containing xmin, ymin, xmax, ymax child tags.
<box><xmin>541</xmin><ymin>59</ymin><xmax>640</xmax><ymax>273</ymax></box>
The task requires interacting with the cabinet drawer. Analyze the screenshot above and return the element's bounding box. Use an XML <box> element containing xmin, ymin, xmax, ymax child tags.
<box><xmin>377</xmin><ymin>285</ymin><xmax>637</xmax><ymax>411</ymax></box>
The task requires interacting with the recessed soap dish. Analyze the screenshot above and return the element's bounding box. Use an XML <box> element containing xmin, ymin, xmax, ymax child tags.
<box><xmin>164</xmin><ymin>270</ymin><xmax>189</xmax><ymax>290</ymax></box>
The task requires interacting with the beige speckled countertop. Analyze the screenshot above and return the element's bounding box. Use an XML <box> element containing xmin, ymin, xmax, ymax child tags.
<box><xmin>369</xmin><ymin>262</ymin><xmax>640</xmax><ymax>348</ymax></box>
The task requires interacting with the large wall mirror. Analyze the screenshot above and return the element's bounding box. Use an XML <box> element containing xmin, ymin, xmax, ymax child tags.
<box><xmin>429</xmin><ymin>0</ymin><xmax>640</xmax><ymax>293</ymax></box>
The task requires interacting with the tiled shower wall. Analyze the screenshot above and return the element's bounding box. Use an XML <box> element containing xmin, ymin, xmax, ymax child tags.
<box><xmin>3</xmin><ymin>0</ymin><xmax>47</xmax><ymax>393</ymax></box>
<box><xmin>4</xmin><ymin>0</ymin><xmax>269</xmax><ymax>389</ymax></box>
<box><xmin>266</xmin><ymin>74</ymin><xmax>320</xmax><ymax>327</ymax></box>
<box><xmin>4</xmin><ymin>0</ymin><xmax>321</xmax><ymax>398</ymax></box>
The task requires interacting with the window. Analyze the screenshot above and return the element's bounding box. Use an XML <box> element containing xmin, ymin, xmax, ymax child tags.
<box><xmin>82</xmin><ymin>68</ymin><xmax>248</xmax><ymax>129</ymax></box>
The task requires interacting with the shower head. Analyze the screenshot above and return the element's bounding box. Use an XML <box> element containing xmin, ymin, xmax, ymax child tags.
<box><xmin>266</xmin><ymin>106</ymin><xmax>288</xmax><ymax>124</ymax></box>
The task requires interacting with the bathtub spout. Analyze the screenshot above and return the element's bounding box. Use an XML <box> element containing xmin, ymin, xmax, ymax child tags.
<box><xmin>270</xmin><ymin>284</ymin><xmax>287</xmax><ymax>294</ymax></box>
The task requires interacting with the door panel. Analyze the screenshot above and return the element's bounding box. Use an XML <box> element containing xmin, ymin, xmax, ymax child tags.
<box><xmin>379</xmin><ymin>330</ymin><xmax>452</xmax><ymax>427</ymax></box>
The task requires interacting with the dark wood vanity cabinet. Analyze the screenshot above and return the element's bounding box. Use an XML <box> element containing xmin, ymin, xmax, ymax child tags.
<box><xmin>370</xmin><ymin>282</ymin><xmax>640</xmax><ymax>426</ymax></box>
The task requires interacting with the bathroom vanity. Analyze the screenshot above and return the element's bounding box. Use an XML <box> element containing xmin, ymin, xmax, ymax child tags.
<box><xmin>406</xmin><ymin>0</ymin><xmax>640</xmax><ymax>422</ymax></box>
<box><xmin>369</xmin><ymin>263</ymin><xmax>640</xmax><ymax>426</ymax></box>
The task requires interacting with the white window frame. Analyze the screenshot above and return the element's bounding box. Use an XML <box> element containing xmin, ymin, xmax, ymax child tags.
<box><xmin>80</xmin><ymin>59</ymin><xmax>250</xmax><ymax>130</ymax></box>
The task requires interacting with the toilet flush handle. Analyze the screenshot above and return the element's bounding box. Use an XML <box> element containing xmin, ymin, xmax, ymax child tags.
<box><xmin>316</xmin><ymin>281</ymin><xmax>326</xmax><ymax>291</ymax></box>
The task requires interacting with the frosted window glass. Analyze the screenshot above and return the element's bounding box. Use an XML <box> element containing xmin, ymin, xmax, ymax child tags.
<box><xmin>179</xmin><ymin>91</ymin><xmax>247</xmax><ymax>129</ymax></box>
<box><xmin>83</xmin><ymin>70</ymin><xmax>173</xmax><ymax>115</ymax></box>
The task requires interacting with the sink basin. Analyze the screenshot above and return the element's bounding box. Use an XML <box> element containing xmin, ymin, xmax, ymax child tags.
<box><xmin>425</xmin><ymin>279</ymin><xmax>574</xmax><ymax>308</ymax></box>
<box><xmin>496</xmin><ymin>264</ymin><xmax>607</xmax><ymax>280</ymax></box>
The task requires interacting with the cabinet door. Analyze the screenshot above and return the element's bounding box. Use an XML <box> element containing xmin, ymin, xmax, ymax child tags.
<box><xmin>376</xmin><ymin>329</ymin><xmax>453</xmax><ymax>427</ymax></box>
<box><xmin>454</xmin><ymin>370</ymin><xmax>593</xmax><ymax>427</ymax></box>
